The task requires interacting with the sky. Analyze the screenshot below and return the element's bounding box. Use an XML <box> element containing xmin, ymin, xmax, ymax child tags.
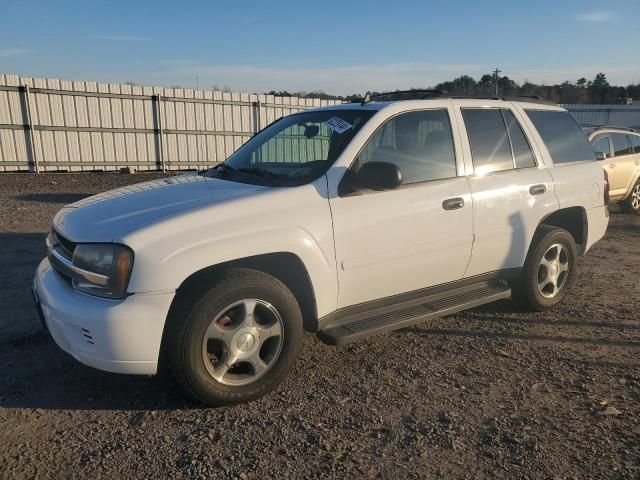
<box><xmin>0</xmin><ymin>0</ymin><xmax>639</xmax><ymax>95</ymax></box>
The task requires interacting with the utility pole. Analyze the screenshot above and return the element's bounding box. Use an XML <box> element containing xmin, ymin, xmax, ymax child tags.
<box><xmin>493</xmin><ymin>67</ymin><xmax>501</xmax><ymax>96</ymax></box>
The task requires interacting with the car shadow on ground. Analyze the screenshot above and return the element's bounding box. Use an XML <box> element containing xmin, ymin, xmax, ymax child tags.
<box><xmin>13</xmin><ymin>193</ymin><xmax>91</xmax><ymax>204</ymax></box>
<box><xmin>0</xmin><ymin>332</ymin><xmax>201</xmax><ymax>412</ymax></box>
<box><xmin>405</xmin><ymin>324</ymin><xmax>640</xmax><ymax>349</ymax></box>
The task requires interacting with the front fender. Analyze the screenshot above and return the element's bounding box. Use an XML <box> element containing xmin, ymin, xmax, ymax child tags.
<box><xmin>124</xmin><ymin>182</ymin><xmax>338</xmax><ymax>318</ymax></box>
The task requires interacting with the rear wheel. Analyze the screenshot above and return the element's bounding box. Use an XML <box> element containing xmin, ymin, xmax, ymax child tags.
<box><xmin>621</xmin><ymin>180</ymin><xmax>640</xmax><ymax>214</ymax></box>
<box><xmin>511</xmin><ymin>226</ymin><xmax>577</xmax><ymax>311</ymax></box>
<box><xmin>166</xmin><ymin>268</ymin><xmax>303</xmax><ymax>406</ymax></box>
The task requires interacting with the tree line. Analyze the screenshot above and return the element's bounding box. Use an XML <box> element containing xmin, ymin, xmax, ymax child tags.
<box><xmin>268</xmin><ymin>72</ymin><xmax>640</xmax><ymax>104</ymax></box>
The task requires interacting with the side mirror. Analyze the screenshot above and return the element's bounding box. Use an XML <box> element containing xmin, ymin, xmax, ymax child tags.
<box><xmin>355</xmin><ymin>161</ymin><xmax>402</xmax><ymax>191</ymax></box>
<box><xmin>595</xmin><ymin>151</ymin><xmax>606</xmax><ymax>161</ymax></box>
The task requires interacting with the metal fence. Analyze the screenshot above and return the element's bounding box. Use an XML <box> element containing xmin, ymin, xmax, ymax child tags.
<box><xmin>2</xmin><ymin>73</ymin><xmax>639</xmax><ymax>173</ymax></box>
<box><xmin>0</xmin><ymin>74</ymin><xmax>341</xmax><ymax>172</ymax></box>
<box><xmin>564</xmin><ymin>104</ymin><xmax>640</xmax><ymax>130</ymax></box>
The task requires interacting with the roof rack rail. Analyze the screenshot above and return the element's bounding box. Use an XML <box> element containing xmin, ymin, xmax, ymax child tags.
<box><xmin>587</xmin><ymin>125</ymin><xmax>637</xmax><ymax>133</ymax></box>
<box><xmin>361</xmin><ymin>89</ymin><xmax>444</xmax><ymax>104</ymax></box>
<box><xmin>358</xmin><ymin>90</ymin><xmax>555</xmax><ymax>105</ymax></box>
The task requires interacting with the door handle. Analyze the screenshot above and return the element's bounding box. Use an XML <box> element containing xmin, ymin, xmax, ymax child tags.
<box><xmin>442</xmin><ymin>197</ymin><xmax>464</xmax><ymax>210</ymax></box>
<box><xmin>609</xmin><ymin>163</ymin><xmax>616</xmax><ymax>169</ymax></box>
<box><xmin>529</xmin><ymin>184</ymin><xmax>547</xmax><ymax>196</ymax></box>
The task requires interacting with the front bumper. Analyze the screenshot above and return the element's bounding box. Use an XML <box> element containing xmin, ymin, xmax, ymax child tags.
<box><xmin>33</xmin><ymin>258</ymin><xmax>175</xmax><ymax>375</ymax></box>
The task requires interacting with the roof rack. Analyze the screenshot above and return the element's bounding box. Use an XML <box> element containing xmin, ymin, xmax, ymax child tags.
<box><xmin>358</xmin><ymin>90</ymin><xmax>554</xmax><ymax>105</ymax></box>
<box><xmin>361</xmin><ymin>89</ymin><xmax>444</xmax><ymax>104</ymax></box>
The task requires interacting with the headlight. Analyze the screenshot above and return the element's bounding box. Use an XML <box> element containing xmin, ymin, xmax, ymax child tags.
<box><xmin>71</xmin><ymin>244</ymin><xmax>134</xmax><ymax>299</ymax></box>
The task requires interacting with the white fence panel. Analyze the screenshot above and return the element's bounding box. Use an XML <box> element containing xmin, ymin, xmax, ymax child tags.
<box><xmin>0</xmin><ymin>74</ymin><xmax>341</xmax><ymax>172</ymax></box>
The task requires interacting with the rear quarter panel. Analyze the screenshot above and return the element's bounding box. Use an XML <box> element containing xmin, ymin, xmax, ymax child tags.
<box><xmin>514</xmin><ymin>104</ymin><xmax>609</xmax><ymax>252</ymax></box>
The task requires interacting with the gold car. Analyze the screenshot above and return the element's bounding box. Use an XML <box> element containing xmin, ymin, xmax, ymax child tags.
<box><xmin>588</xmin><ymin>127</ymin><xmax>640</xmax><ymax>213</ymax></box>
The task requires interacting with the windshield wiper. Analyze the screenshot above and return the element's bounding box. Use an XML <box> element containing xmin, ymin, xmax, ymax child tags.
<box><xmin>236</xmin><ymin>167</ymin><xmax>284</xmax><ymax>186</ymax></box>
<box><xmin>203</xmin><ymin>162</ymin><xmax>237</xmax><ymax>178</ymax></box>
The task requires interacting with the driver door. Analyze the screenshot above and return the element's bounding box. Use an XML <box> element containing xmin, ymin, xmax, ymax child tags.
<box><xmin>328</xmin><ymin>106</ymin><xmax>473</xmax><ymax>308</ymax></box>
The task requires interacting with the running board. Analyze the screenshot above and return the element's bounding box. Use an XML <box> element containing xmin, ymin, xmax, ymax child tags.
<box><xmin>317</xmin><ymin>281</ymin><xmax>511</xmax><ymax>346</ymax></box>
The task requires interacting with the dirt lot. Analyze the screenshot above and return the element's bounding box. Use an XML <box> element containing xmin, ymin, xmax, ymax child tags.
<box><xmin>0</xmin><ymin>173</ymin><xmax>639</xmax><ymax>479</ymax></box>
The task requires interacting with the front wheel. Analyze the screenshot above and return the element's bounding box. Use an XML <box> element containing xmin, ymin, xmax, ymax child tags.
<box><xmin>621</xmin><ymin>180</ymin><xmax>640</xmax><ymax>214</ymax></box>
<box><xmin>165</xmin><ymin>268</ymin><xmax>303</xmax><ymax>406</ymax></box>
<box><xmin>511</xmin><ymin>226</ymin><xmax>577</xmax><ymax>311</ymax></box>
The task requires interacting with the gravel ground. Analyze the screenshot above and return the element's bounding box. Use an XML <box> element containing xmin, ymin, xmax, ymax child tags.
<box><xmin>0</xmin><ymin>173</ymin><xmax>639</xmax><ymax>479</ymax></box>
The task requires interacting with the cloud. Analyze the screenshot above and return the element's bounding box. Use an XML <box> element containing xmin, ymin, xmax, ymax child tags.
<box><xmin>0</xmin><ymin>48</ymin><xmax>30</xmax><ymax>57</ymax></box>
<box><xmin>575</xmin><ymin>11</ymin><xmax>614</xmax><ymax>22</ymax></box>
<box><xmin>90</xmin><ymin>35</ymin><xmax>152</xmax><ymax>42</ymax></box>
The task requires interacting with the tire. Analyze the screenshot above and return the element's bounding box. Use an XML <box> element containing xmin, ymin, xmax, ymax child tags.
<box><xmin>510</xmin><ymin>226</ymin><xmax>577</xmax><ymax>312</ymax></box>
<box><xmin>620</xmin><ymin>180</ymin><xmax>640</xmax><ymax>214</ymax></box>
<box><xmin>165</xmin><ymin>268</ymin><xmax>303</xmax><ymax>406</ymax></box>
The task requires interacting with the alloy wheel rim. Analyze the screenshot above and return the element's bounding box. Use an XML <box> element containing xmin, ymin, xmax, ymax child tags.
<box><xmin>201</xmin><ymin>299</ymin><xmax>284</xmax><ymax>386</ymax></box>
<box><xmin>537</xmin><ymin>243</ymin><xmax>570</xmax><ymax>299</ymax></box>
<box><xmin>632</xmin><ymin>184</ymin><xmax>640</xmax><ymax>210</ymax></box>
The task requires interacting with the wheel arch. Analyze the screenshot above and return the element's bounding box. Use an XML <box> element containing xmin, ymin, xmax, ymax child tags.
<box><xmin>165</xmin><ymin>252</ymin><xmax>318</xmax><ymax>332</ymax></box>
<box><xmin>621</xmin><ymin>171</ymin><xmax>640</xmax><ymax>200</ymax></box>
<box><xmin>537</xmin><ymin>206</ymin><xmax>588</xmax><ymax>256</ymax></box>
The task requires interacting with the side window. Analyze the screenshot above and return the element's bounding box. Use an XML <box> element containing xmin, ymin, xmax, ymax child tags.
<box><xmin>611</xmin><ymin>134</ymin><xmax>631</xmax><ymax>157</ymax></box>
<box><xmin>502</xmin><ymin>110</ymin><xmax>536</xmax><ymax>168</ymax></box>
<box><xmin>357</xmin><ymin>110</ymin><xmax>457</xmax><ymax>184</ymax></box>
<box><xmin>630</xmin><ymin>135</ymin><xmax>640</xmax><ymax>153</ymax></box>
<box><xmin>462</xmin><ymin>109</ymin><xmax>513</xmax><ymax>174</ymax></box>
<box><xmin>526</xmin><ymin>110</ymin><xmax>595</xmax><ymax>164</ymax></box>
<box><xmin>591</xmin><ymin>136</ymin><xmax>611</xmax><ymax>158</ymax></box>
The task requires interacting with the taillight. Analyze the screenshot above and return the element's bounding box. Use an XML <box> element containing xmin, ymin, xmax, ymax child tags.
<box><xmin>603</xmin><ymin>169</ymin><xmax>610</xmax><ymax>204</ymax></box>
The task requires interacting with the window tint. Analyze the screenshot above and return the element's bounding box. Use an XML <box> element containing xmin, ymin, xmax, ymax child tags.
<box><xmin>630</xmin><ymin>135</ymin><xmax>640</xmax><ymax>153</ymax></box>
<box><xmin>526</xmin><ymin>110</ymin><xmax>595</xmax><ymax>164</ymax></box>
<box><xmin>502</xmin><ymin>110</ymin><xmax>536</xmax><ymax>168</ymax></box>
<box><xmin>357</xmin><ymin>110</ymin><xmax>457</xmax><ymax>184</ymax></box>
<box><xmin>591</xmin><ymin>136</ymin><xmax>611</xmax><ymax>157</ymax></box>
<box><xmin>462</xmin><ymin>109</ymin><xmax>513</xmax><ymax>174</ymax></box>
<box><xmin>611</xmin><ymin>134</ymin><xmax>631</xmax><ymax>156</ymax></box>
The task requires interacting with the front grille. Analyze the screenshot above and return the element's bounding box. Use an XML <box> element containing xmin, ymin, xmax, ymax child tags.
<box><xmin>51</xmin><ymin>229</ymin><xmax>76</xmax><ymax>259</ymax></box>
<box><xmin>48</xmin><ymin>228</ymin><xmax>76</xmax><ymax>286</ymax></box>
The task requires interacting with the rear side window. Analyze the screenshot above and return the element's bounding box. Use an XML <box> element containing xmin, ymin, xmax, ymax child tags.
<box><xmin>526</xmin><ymin>110</ymin><xmax>595</xmax><ymax>164</ymax></box>
<box><xmin>502</xmin><ymin>110</ymin><xmax>536</xmax><ymax>168</ymax></box>
<box><xmin>630</xmin><ymin>135</ymin><xmax>640</xmax><ymax>153</ymax></box>
<box><xmin>591</xmin><ymin>136</ymin><xmax>611</xmax><ymax>157</ymax></box>
<box><xmin>611</xmin><ymin>134</ymin><xmax>631</xmax><ymax>156</ymax></box>
<box><xmin>462</xmin><ymin>109</ymin><xmax>513</xmax><ymax>174</ymax></box>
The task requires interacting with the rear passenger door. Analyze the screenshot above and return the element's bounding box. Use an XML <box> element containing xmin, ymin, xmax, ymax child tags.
<box><xmin>610</xmin><ymin>134</ymin><xmax>636</xmax><ymax>196</ymax></box>
<box><xmin>452</xmin><ymin>101</ymin><xmax>558</xmax><ymax>277</ymax></box>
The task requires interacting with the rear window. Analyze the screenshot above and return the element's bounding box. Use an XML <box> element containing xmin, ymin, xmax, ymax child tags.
<box><xmin>630</xmin><ymin>135</ymin><xmax>640</xmax><ymax>153</ymax></box>
<box><xmin>526</xmin><ymin>110</ymin><xmax>595</xmax><ymax>164</ymax></box>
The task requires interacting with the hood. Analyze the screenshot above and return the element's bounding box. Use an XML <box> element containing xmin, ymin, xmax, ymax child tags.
<box><xmin>53</xmin><ymin>174</ymin><xmax>269</xmax><ymax>242</ymax></box>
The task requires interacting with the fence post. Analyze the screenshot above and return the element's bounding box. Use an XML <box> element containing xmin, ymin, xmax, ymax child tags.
<box><xmin>152</xmin><ymin>94</ymin><xmax>165</xmax><ymax>171</ymax></box>
<box><xmin>252</xmin><ymin>100</ymin><xmax>262</xmax><ymax>134</ymax></box>
<box><xmin>20</xmin><ymin>85</ymin><xmax>39</xmax><ymax>173</ymax></box>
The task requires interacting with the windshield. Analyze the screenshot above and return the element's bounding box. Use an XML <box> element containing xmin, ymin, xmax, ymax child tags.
<box><xmin>203</xmin><ymin>109</ymin><xmax>375</xmax><ymax>186</ymax></box>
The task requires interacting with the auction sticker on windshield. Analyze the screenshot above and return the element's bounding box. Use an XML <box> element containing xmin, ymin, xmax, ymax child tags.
<box><xmin>326</xmin><ymin>117</ymin><xmax>353</xmax><ymax>134</ymax></box>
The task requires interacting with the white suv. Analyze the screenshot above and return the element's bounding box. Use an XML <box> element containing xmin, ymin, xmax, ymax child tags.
<box><xmin>33</xmin><ymin>92</ymin><xmax>610</xmax><ymax>406</ymax></box>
